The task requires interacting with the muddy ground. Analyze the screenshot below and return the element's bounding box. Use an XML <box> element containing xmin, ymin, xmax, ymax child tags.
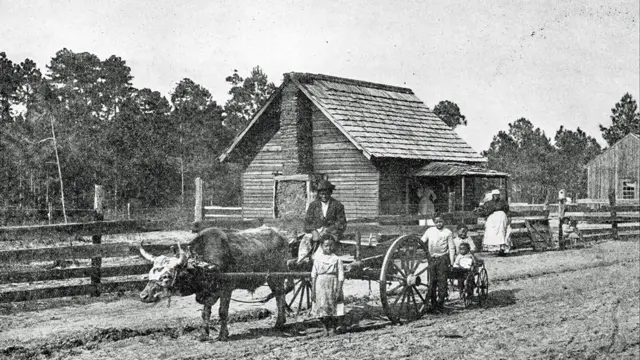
<box><xmin>1</xmin><ymin>239</ymin><xmax>639</xmax><ymax>360</ymax></box>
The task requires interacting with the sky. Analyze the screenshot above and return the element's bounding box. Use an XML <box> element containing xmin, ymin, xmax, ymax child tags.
<box><xmin>1</xmin><ymin>0</ymin><xmax>639</xmax><ymax>152</ymax></box>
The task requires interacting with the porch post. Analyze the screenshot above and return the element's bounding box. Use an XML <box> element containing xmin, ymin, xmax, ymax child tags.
<box><xmin>461</xmin><ymin>176</ymin><xmax>465</xmax><ymax>211</ymax></box>
<box><xmin>504</xmin><ymin>177</ymin><xmax>509</xmax><ymax>203</ymax></box>
<box><xmin>405</xmin><ymin>178</ymin><xmax>410</xmax><ymax>214</ymax></box>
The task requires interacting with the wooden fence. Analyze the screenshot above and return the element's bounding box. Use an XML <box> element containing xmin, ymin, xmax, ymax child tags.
<box><xmin>556</xmin><ymin>204</ymin><xmax>640</xmax><ymax>246</ymax></box>
<box><xmin>0</xmin><ymin>219</ymin><xmax>174</xmax><ymax>303</ymax></box>
<box><xmin>1</xmin><ymin>200</ymin><xmax>637</xmax><ymax>304</ymax></box>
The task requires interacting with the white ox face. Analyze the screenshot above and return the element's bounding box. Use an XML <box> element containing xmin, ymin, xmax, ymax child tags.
<box><xmin>139</xmin><ymin>244</ymin><xmax>187</xmax><ymax>302</ymax></box>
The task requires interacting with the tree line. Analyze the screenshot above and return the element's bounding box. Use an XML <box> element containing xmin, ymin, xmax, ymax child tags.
<box><xmin>481</xmin><ymin>93</ymin><xmax>639</xmax><ymax>203</ymax></box>
<box><xmin>1</xmin><ymin>48</ymin><xmax>639</xmax><ymax>219</ymax></box>
<box><xmin>1</xmin><ymin>50</ymin><xmax>274</xmax><ymax>218</ymax></box>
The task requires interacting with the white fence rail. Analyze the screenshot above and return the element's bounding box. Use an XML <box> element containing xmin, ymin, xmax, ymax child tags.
<box><xmin>203</xmin><ymin>206</ymin><xmax>242</xmax><ymax>218</ymax></box>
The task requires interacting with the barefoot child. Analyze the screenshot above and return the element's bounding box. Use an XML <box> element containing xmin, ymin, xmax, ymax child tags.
<box><xmin>453</xmin><ymin>224</ymin><xmax>476</xmax><ymax>256</ymax></box>
<box><xmin>311</xmin><ymin>234</ymin><xmax>344</xmax><ymax>336</ymax></box>
<box><xmin>421</xmin><ymin>215</ymin><xmax>455</xmax><ymax>312</ymax></box>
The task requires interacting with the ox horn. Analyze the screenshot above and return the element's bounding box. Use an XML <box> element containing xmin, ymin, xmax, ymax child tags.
<box><xmin>139</xmin><ymin>241</ymin><xmax>157</xmax><ymax>262</ymax></box>
<box><xmin>176</xmin><ymin>242</ymin><xmax>188</xmax><ymax>266</ymax></box>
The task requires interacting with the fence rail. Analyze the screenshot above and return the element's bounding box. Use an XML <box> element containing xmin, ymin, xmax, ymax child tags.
<box><xmin>0</xmin><ymin>217</ymin><xmax>179</xmax><ymax>303</ymax></box>
<box><xmin>0</xmin><ymin>183</ymin><xmax>178</xmax><ymax>304</ymax></box>
<box><xmin>1</xmin><ymin>203</ymin><xmax>637</xmax><ymax>304</ymax></box>
<box><xmin>0</xmin><ymin>220</ymin><xmax>163</xmax><ymax>239</ymax></box>
<box><xmin>203</xmin><ymin>206</ymin><xmax>242</xmax><ymax>218</ymax></box>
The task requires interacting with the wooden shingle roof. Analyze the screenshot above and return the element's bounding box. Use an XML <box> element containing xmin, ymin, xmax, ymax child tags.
<box><xmin>290</xmin><ymin>72</ymin><xmax>485</xmax><ymax>162</ymax></box>
<box><xmin>219</xmin><ymin>72</ymin><xmax>486</xmax><ymax>163</ymax></box>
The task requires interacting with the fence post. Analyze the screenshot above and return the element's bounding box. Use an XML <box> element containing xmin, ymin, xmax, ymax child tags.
<box><xmin>355</xmin><ymin>231</ymin><xmax>361</xmax><ymax>261</ymax></box>
<box><xmin>127</xmin><ymin>203</ymin><xmax>131</xmax><ymax>220</ymax></box>
<box><xmin>609</xmin><ymin>188</ymin><xmax>618</xmax><ymax>240</ymax></box>
<box><xmin>194</xmin><ymin>177</ymin><xmax>204</xmax><ymax>227</ymax></box>
<box><xmin>91</xmin><ymin>185</ymin><xmax>104</xmax><ymax>297</ymax></box>
<box><xmin>558</xmin><ymin>197</ymin><xmax>566</xmax><ymax>249</ymax></box>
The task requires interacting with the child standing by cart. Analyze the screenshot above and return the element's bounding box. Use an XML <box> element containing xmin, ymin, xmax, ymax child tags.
<box><xmin>311</xmin><ymin>234</ymin><xmax>344</xmax><ymax>336</ymax></box>
<box><xmin>421</xmin><ymin>215</ymin><xmax>456</xmax><ymax>312</ymax></box>
<box><xmin>453</xmin><ymin>224</ymin><xmax>476</xmax><ymax>255</ymax></box>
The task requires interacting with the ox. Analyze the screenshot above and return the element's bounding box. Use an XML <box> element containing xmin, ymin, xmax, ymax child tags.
<box><xmin>139</xmin><ymin>226</ymin><xmax>290</xmax><ymax>341</ymax></box>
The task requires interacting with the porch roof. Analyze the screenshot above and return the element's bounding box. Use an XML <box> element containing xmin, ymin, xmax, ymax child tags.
<box><xmin>414</xmin><ymin>162</ymin><xmax>509</xmax><ymax>178</ymax></box>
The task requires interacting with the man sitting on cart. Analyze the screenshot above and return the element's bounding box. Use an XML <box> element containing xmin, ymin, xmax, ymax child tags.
<box><xmin>297</xmin><ymin>180</ymin><xmax>347</xmax><ymax>265</ymax></box>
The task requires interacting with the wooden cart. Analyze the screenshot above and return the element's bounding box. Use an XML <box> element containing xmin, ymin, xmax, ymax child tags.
<box><xmin>283</xmin><ymin>233</ymin><xmax>460</xmax><ymax>324</ymax></box>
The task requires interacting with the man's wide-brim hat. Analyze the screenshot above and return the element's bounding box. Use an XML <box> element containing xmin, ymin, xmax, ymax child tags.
<box><xmin>316</xmin><ymin>180</ymin><xmax>335</xmax><ymax>192</ymax></box>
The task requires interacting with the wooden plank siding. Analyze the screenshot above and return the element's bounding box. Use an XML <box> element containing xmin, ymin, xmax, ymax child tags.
<box><xmin>587</xmin><ymin>134</ymin><xmax>640</xmax><ymax>201</ymax></box>
<box><xmin>241</xmin><ymin>103</ymin><xmax>284</xmax><ymax>219</ymax></box>
<box><xmin>378</xmin><ymin>161</ymin><xmax>415</xmax><ymax>215</ymax></box>
<box><xmin>311</xmin><ymin>108</ymin><xmax>379</xmax><ymax>219</ymax></box>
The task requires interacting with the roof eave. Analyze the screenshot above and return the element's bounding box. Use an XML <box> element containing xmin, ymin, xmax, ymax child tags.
<box><xmin>586</xmin><ymin>133</ymin><xmax>639</xmax><ymax>167</ymax></box>
<box><xmin>218</xmin><ymin>88</ymin><xmax>281</xmax><ymax>163</ymax></box>
<box><xmin>372</xmin><ymin>154</ymin><xmax>487</xmax><ymax>163</ymax></box>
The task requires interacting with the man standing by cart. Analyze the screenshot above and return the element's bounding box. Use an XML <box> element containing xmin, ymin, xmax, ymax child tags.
<box><xmin>297</xmin><ymin>180</ymin><xmax>347</xmax><ymax>264</ymax></box>
<box><xmin>421</xmin><ymin>215</ymin><xmax>455</xmax><ymax>312</ymax></box>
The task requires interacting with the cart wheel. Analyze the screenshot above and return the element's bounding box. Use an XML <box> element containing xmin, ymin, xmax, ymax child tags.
<box><xmin>379</xmin><ymin>234</ymin><xmax>430</xmax><ymax>324</ymax></box>
<box><xmin>476</xmin><ymin>267</ymin><xmax>489</xmax><ymax>305</ymax></box>
<box><xmin>286</xmin><ymin>278</ymin><xmax>313</xmax><ymax>315</ymax></box>
<box><xmin>462</xmin><ymin>271</ymin><xmax>475</xmax><ymax>308</ymax></box>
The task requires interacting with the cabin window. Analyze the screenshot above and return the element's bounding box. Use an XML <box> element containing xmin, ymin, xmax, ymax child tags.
<box><xmin>622</xmin><ymin>179</ymin><xmax>637</xmax><ymax>199</ymax></box>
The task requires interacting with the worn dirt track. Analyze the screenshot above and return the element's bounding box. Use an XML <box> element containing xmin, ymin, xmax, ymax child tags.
<box><xmin>1</xmin><ymin>240</ymin><xmax>639</xmax><ymax>360</ymax></box>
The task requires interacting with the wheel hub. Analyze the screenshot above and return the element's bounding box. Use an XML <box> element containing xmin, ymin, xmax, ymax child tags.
<box><xmin>406</xmin><ymin>274</ymin><xmax>421</xmax><ymax>286</ymax></box>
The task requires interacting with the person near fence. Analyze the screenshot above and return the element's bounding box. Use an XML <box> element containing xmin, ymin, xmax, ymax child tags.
<box><xmin>297</xmin><ymin>180</ymin><xmax>347</xmax><ymax>264</ymax></box>
<box><xmin>421</xmin><ymin>215</ymin><xmax>455</xmax><ymax>312</ymax></box>
<box><xmin>561</xmin><ymin>217</ymin><xmax>581</xmax><ymax>248</ymax></box>
<box><xmin>311</xmin><ymin>234</ymin><xmax>345</xmax><ymax>336</ymax></box>
<box><xmin>479</xmin><ymin>189</ymin><xmax>512</xmax><ymax>254</ymax></box>
<box><xmin>453</xmin><ymin>224</ymin><xmax>476</xmax><ymax>255</ymax></box>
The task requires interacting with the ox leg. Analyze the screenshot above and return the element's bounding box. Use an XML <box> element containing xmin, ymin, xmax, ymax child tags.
<box><xmin>217</xmin><ymin>287</ymin><xmax>232</xmax><ymax>341</ymax></box>
<box><xmin>268</xmin><ymin>280</ymin><xmax>287</xmax><ymax>330</ymax></box>
<box><xmin>199</xmin><ymin>293</ymin><xmax>219</xmax><ymax>342</ymax></box>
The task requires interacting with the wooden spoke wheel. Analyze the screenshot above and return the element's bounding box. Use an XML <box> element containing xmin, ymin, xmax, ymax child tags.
<box><xmin>476</xmin><ymin>267</ymin><xmax>489</xmax><ymax>305</ymax></box>
<box><xmin>285</xmin><ymin>278</ymin><xmax>313</xmax><ymax>315</ymax></box>
<box><xmin>379</xmin><ymin>235</ymin><xmax>430</xmax><ymax>324</ymax></box>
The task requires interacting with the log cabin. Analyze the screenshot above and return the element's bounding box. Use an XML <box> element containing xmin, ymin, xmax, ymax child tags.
<box><xmin>219</xmin><ymin>72</ymin><xmax>509</xmax><ymax>220</ymax></box>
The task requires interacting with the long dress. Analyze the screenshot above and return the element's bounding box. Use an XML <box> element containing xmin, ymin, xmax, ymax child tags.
<box><xmin>481</xmin><ymin>200</ymin><xmax>512</xmax><ymax>253</ymax></box>
<box><xmin>312</xmin><ymin>253</ymin><xmax>344</xmax><ymax>317</ymax></box>
<box><xmin>419</xmin><ymin>187</ymin><xmax>436</xmax><ymax>215</ymax></box>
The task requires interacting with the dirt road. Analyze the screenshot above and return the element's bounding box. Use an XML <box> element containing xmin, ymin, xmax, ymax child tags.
<box><xmin>1</xmin><ymin>240</ymin><xmax>639</xmax><ymax>360</ymax></box>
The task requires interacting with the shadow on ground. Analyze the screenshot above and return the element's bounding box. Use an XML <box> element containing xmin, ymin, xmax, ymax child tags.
<box><xmin>482</xmin><ymin>288</ymin><xmax>521</xmax><ymax>308</ymax></box>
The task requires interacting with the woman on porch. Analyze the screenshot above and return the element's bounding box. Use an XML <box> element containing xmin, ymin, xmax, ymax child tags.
<box><xmin>479</xmin><ymin>189</ymin><xmax>512</xmax><ymax>254</ymax></box>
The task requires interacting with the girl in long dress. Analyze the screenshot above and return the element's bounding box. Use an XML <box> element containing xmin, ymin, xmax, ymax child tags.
<box><xmin>311</xmin><ymin>234</ymin><xmax>344</xmax><ymax>336</ymax></box>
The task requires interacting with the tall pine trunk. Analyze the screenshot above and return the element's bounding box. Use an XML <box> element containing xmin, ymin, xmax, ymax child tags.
<box><xmin>49</xmin><ymin>113</ymin><xmax>67</xmax><ymax>224</ymax></box>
